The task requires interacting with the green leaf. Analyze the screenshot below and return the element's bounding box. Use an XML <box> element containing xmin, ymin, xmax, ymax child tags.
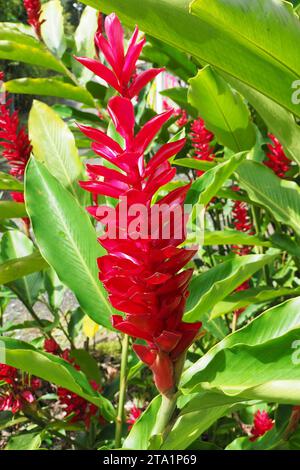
<box><xmin>0</xmin><ymin>251</ymin><xmax>48</xmax><ymax>285</ymax></box>
<box><xmin>5</xmin><ymin>78</ymin><xmax>94</xmax><ymax>106</ymax></box>
<box><xmin>160</xmin><ymin>87</ymin><xmax>196</xmax><ymax>116</ymax></box>
<box><xmin>161</xmin><ymin>404</ymin><xmax>230</xmax><ymax>450</ymax></box>
<box><xmin>181</xmin><ymin>296</ymin><xmax>300</xmax><ymax>393</ymax></box>
<box><xmin>25</xmin><ymin>158</ymin><xmax>113</xmax><ymax>328</ymax></box>
<box><xmin>44</xmin><ymin>267</ymin><xmax>65</xmax><ymax>312</ymax></box>
<box><xmin>0</xmin><ymin>230</ymin><xmax>43</xmax><ymax>306</ymax></box>
<box><xmin>0</xmin><ymin>337</ymin><xmax>115</xmax><ymax>421</ymax></box>
<box><xmin>184</xmin><ymin>253</ymin><xmax>277</xmax><ymax>323</ymax></box>
<box><xmin>73</xmin><ymin>6</ymin><xmax>99</xmax><ymax>84</ymax></box>
<box><xmin>0</xmin><ymin>201</ymin><xmax>27</xmax><ymax>219</ymax></box>
<box><xmin>40</xmin><ymin>0</ymin><xmax>66</xmax><ymax>58</ymax></box>
<box><xmin>70</xmin><ymin>349</ymin><xmax>101</xmax><ymax>384</ymax></box>
<box><xmin>203</xmin><ymin>230</ymin><xmax>271</xmax><ymax>248</ymax></box>
<box><xmin>185</xmin><ymin>153</ymin><xmax>246</xmax><ymax>209</ymax></box>
<box><xmin>237</xmin><ymin>160</ymin><xmax>300</xmax><ymax>235</ymax></box>
<box><xmin>28</xmin><ymin>100</ymin><xmax>86</xmax><ymax>203</ymax></box>
<box><xmin>172</xmin><ymin>158</ymin><xmax>215</xmax><ymax>172</ymax></box>
<box><xmin>188</xmin><ymin>66</ymin><xmax>255</xmax><ymax>152</ymax></box>
<box><xmin>0</xmin><ymin>24</ymin><xmax>66</xmax><ymax>73</ymax></box>
<box><xmin>83</xmin><ymin>0</ymin><xmax>300</xmax><ymax>118</ymax></box>
<box><xmin>5</xmin><ymin>432</ymin><xmax>42</xmax><ymax>450</ymax></box>
<box><xmin>210</xmin><ymin>286</ymin><xmax>300</xmax><ymax>319</ymax></box>
<box><xmin>0</xmin><ymin>172</ymin><xmax>23</xmax><ymax>191</ymax></box>
<box><xmin>123</xmin><ymin>396</ymin><xmax>162</xmax><ymax>450</ymax></box>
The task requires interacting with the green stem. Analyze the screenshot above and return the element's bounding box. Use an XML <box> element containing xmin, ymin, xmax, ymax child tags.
<box><xmin>151</xmin><ymin>393</ymin><xmax>178</xmax><ymax>438</ymax></box>
<box><xmin>115</xmin><ymin>334</ymin><xmax>129</xmax><ymax>448</ymax></box>
<box><xmin>251</xmin><ymin>206</ymin><xmax>270</xmax><ymax>285</ymax></box>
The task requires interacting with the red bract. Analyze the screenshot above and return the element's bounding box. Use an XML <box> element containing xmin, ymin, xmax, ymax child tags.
<box><xmin>75</xmin><ymin>13</ymin><xmax>163</xmax><ymax>98</ymax></box>
<box><xmin>23</xmin><ymin>0</ymin><xmax>43</xmax><ymax>39</ymax></box>
<box><xmin>265</xmin><ymin>134</ymin><xmax>291</xmax><ymax>178</ymax></box>
<box><xmin>78</xmin><ymin>13</ymin><xmax>201</xmax><ymax>396</ymax></box>
<box><xmin>250</xmin><ymin>410</ymin><xmax>274</xmax><ymax>441</ymax></box>
<box><xmin>190</xmin><ymin>118</ymin><xmax>215</xmax><ymax>176</ymax></box>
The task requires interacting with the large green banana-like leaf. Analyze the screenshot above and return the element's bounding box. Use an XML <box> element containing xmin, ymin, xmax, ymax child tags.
<box><xmin>5</xmin><ymin>78</ymin><xmax>94</xmax><ymax>106</ymax></box>
<box><xmin>25</xmin><ymin>158</ymin><xmax>113</xmax><ymax>329</ymax></box>
<box><xmin>0</xmin><ymin>337</ymin><xmax>115</xmax><ymax>421</ymax></box>
<box><xmin>81</xmin><ymin>0</ymin><xmax>300</xmax><ymax>118</ymax></box>
<box><xmin>181</xmin><ymin>331</ymin><xmax>300</xmax><ymax>402</ymax></box>
<box><xmin>29</xmin><ymin>100</ymin><xmax>86</xmax><ymax>203</ymax></box>
<box><xmin>40</xmin><ymin>0</ymin><xmax>66</xmax><ymax>58</ymax></box>
<box><xmin>188</xmin><ymin>66</ymin><xmax>255</xmax><ymax>152</ymax></box>
<box><xmin>184</xmin><ymin>253</ymin><xmax>277</xmax><ymax>323</ymax></box>
<box><xmin>0</xmin><ymin>230</ymin><xmax>43</xmax><ymax>306</ymax></box>
<box><xmin>0</xmin><ymin>23</ymin><xmax>66</xmax><ymax>73</ymax></box>
<box><xmin>181</xmin><ymin>296</ymin><xmax>300</xmax><ymax>390</ymax></box>
<box><xmin>237</xmin><ymin>161</ymin><xmax>300</xmax><ymax>235</ymax></box>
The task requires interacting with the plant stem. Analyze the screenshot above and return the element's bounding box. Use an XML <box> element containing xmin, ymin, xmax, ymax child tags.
<box><xmin>115</xmin><ymin>334</ymin><xmax>129</xmax><ymax>448</ymax></box>
<box><xmin>151</xmin><ymin>393</ymin><xmax>178</xmax><ymax>438</ymax></box>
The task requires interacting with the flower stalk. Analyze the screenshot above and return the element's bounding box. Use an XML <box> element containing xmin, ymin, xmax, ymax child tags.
<box><xmin>115</xmin><ymin>334</ymin><xmax>129</xmax><ymax>448</ymax></box>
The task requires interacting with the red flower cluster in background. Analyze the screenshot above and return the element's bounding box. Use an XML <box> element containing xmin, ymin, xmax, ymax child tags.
<box><xmin>23</xmin><ymin>0</ymin><xmax>44</xmax><ymax>39</ymax></box>
<box><xmin>190</xmin><ymin>118</ymin><xmax>215</xmax><ymax>176</ymax></box>
<box><xmin>0</xmin><ymin>363</ymin><xmax>41</xmax><ymax>414</ymax></box>
<box><xmin>127</xmin><ymin>405</ymin><xmax>142</xmax><ymax>430</ymax></box>
<box><xmin>0</xmin><ymin>72</ymin><xmax>31</xmax><ymax>228</ymax></box>
<box><xmin>250</xmin><ymin>410</ymin><xmax>274</xmax><ymax>441</ymax></box>
<box><xmin>265</xmin><ymin>134</ymin><xmax>291</xmax><ymax>178</ymax></box>
<box><xmin>44</xmin><ymin>339</ymin><xmax>103</xmax><ymax>428</ymax></box>
<box><xmin>231</xmin><ymin>186</ymin><xmax>253</xmax><ymax>257</ymax></box>
<box><xmin>77</xmin><ymin>14</ymin><xmax>201</xmax><ymax>396</ymax></box>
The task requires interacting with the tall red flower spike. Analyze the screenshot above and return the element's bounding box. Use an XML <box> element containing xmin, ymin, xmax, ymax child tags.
<box><xmin>75</xmin><ymin>13</ymin><xmax>164</xmax><ymax>99</ymax></box>
<box><xmin>78</xmin><ymin>13</ymin><xmax>201</xmax><ymax>396</ymax></box>
<box><xmin>250</xmin><ymin>410</ymin><xmax>274</xmax><ymax>441</ymax></box>
<box><xmin>190</xmin><ymin>118</ymin><xmax>215</xmax><ymax>176</ymax></box>
<box><xmin>265</xmin><ymin>133</ymin><xmax>291</xmax><ymax>178</ymax></box>
<box><xmin>23</xmin><ymin>0</ymin><xmax>44</xmax><ymax>39</ymax></box>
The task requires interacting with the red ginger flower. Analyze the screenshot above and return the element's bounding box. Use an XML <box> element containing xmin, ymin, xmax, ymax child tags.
<box><xmin>265</xmin><ymin>133</ymin><xmax>291</xmax><ymax>178</ymax></box>
<box><xmin>23</xmin><ymin>0</ymin><xmax>43</xmax><ymax>39</ymax></box>
<box><xmin>250</xmin><ymin>410</ymin><xmax>274</xmax><ymax>441</ymax></box>
<box><xmin>75</xmin><ymin>13</ymin><xmax>163</xmax><ymax>99</ymax></box>
<box><xmin>78</xmin><ymin>13</ymin><xmax>201</xmax><ymax>396</ymax></box>
<box><xmin>190</xmin><ymin>118</ymin><xmax>215</xmax><ymax>176</ymax></box>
